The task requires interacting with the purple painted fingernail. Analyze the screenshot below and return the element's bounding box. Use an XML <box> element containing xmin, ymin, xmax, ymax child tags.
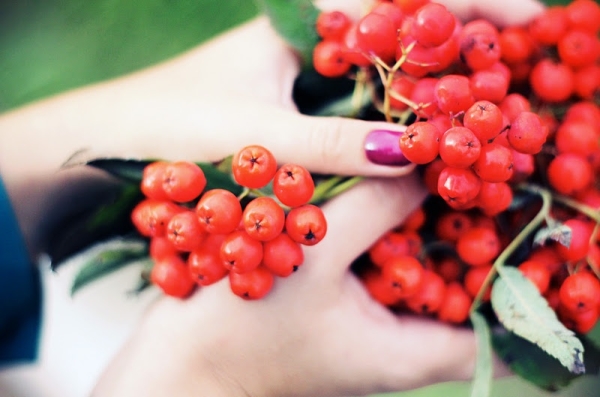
<box><xmin>364</xmin><ymin>129</ymin><xmax>411</xmax><ymax>166</ymax></box>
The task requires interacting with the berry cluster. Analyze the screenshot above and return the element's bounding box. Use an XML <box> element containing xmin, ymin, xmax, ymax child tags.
<box><xmin>313</xmin><ymin>0</ymin><xmax>600</xmax><ymax>334</ymax></box>
<box><xmin>130</xmin><ymin>145</ymin><xmax>327</xmax><ymax>300</ymax></box>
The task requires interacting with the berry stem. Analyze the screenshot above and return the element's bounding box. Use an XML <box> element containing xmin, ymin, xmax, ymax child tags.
<box><xmin>321</xmin><ymin>176</ymin><xmax>364</xmax><ymax>200</ymax></box>
<box><xmin>553</xmin><ymin>194</ymin><xmax>600</xmax><ymax>224</ymax></box>
<box><xmin>470</xmin><ymin>184</ymin><xmax>552</xmax><ymax>312</ymax></box>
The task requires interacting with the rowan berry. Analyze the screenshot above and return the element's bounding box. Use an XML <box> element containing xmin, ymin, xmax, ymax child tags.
<box><xmin>547</xmin><ymin>153</ymin><xmax>594</xmax><ymax>196</ymax></box>
<box><xmin>434</xmin><ymin>256</ymin><xmax>464</xmax><ymax>283</ymax></box>
<box><xmin>435</xmin><ymin>75</ymin><xmax>475</xmax><ymax>115</ymax></box>
<box><xmin>469</xmin><ymin>69</ymin><xmax>509</xmax><ymax>104</ymax></box>
<box><xmin>472</xmin><ymin>143</ymin><xmax>513</xmax><ymax>183</ymax></box>
<box><xmin>555</xmin><ymin>218</ymin><xmax>594</xmax><ymax>263</ymax></box>
<box><xmin>273</xmin><ymin>164</ymin><xmax>315</xmax><ymax>208</ymax></box>
<box><xmin>437</xmin><ymin>166</ymin><xmax>482</xmax><ymax>208</ymax></box>
<box><xmin>242</xmin><ymin>197</ymin><xmax>285</xmax><ymax>242</ymax></box>
<box><xmin>316</xmin><ymin>10</ymin><xmax>352</xmax><ymax>41</ymax></box>
<box><xmin>554</xmin><ymin>121</ymin><xmax>599</xmax><ymax>157</ymax></box>
<box><xmin>150</xmin><ymin>255</ymin><xmax>196</xmax><ymax>298</ymax></box>
<box><xmin>463</xmin><ymin>101</ymin><xmax>504</xmax><ymax>142</ymax></box>
<box><xmin>507</xmin><ymin>111</ymin><xmax>548</xmax><ymax>155</ymax></box>
<box><xmin>188</xmin><ymin>244</ymin><xmax>229</xmax><ymax>286</ymax></box>
<box><xmin>518</xmin><ymin>260</ymin><xmax>551</xmax><ymax>294</ymax></box>
<box><xmin>476</xmin><ymin>181</ymin><xmax>513</xmax><ymax>216</ymax></box>
<box><xmin>529</xmin><ymin>59</ymin><xmax>574</xmax><ymax>103</ymax></box>
<box><xmin>435</xmin><ymin>210</ymin><xmax>473</xmax><ymax>242</ymax></box>
<box><xmin>362</xmin><ymin>269</ymin><xmax>402</xmax><ymax>306</ymax></box>
<box><xmin>405</xmin><ymin>269</ymin><xmax>447</xmax><ymax>314</ymax></box>
<box><xmin>356</xmin><ymin>12</ymin><xmax>398</xmax><ymax>63</ymax></box>
<box><xmin>368</xmin><ymin>231</ymin><xmax>411</xmax><ymax>267</ymax></box>
<box><xmin>149</xmin><ymin>236</ymin><xmax>180</xmax><ymax>261</ymax></box>
<box><xmin>393</xmin><ymin>0</ymin><xmax>429</xmax><ymax>15</ymax></box>
<box><xmin>560</xmin><ymin>306</ymin><xmax>600</xmax><ymax>334</ymax></box>
<box><xmin>389</xmin><ymin>75</ymin><xmax>416</xmax><ymax>111</ymax></box>
<box><xmin>220</xmin><ymin>230</ymin><xmax>263</xmax><ymax>274</ymax></box>
<box><xmin>262</xmin><ymin>233</ymin><xmax>304</xmax><ymax>277</ymax></box>
<box><xmin>498</xmin><ymin>93</ymin><xmax>531</xmax><ymax>122</ymax></box>
<box><xmin>285</xmin><ymin>204</ymin><xmax>327</xmax><ymax>246</ymax></box>
<box><xmin>499</xmin><ymin>26</ymin><xmax>535</xmax><ymax>65</ymax></box>
<box><xmin>456</xmin><ymin>226</ymin><xmax>501</xmax><ymax>267</ymax></box>
<box><xmin>409</xmin><ymin>77</ymin><xmax>440</xmax><ymax>118</ymax></box>
<box><xmin>528</xmin><ymin>6</ymin><xmax>569</xmax><ymax>46</ymax></box>
<box><xmin>401</xmin><ymin>206</ymin><xmax>426</xmax><ymax>232</ymax></box>
<box><xmin>459</xmin><ymin>32</ymin><xmax>502</xmax><ymax>71</ymax></box>
<box><xmin>557</xmin><ymin>30</ymin><xmax>600</xmax><ymax>68</ymax></box>
<box><xmin>438</xmin><ymin>282</ymin><xmax>472</xmax><ymax>324</ymax></box>
<box><xmin>399</xmin><ymin>122</ymin><xmax>441</xmax><ymax>164</ymax></box>
<box><xmin>131</xmin><ymin>199</ymin><xmax>185</xmax><ymax>238</ymax></box>
<box><xmin>381</xmin><ymin>255</ymin><xmax>425</xmax><ymax>299</ymax></box>
<box><xmin>229</xmin><ymin>266</ymin><xmax>274</xmax><ymax>300</ymax></box>
<box><xmin>559</xmin><ymin>271</ymin><xmax>600</xmax><ymax>314</ymax></box>
<box><xmin>162</xmin><ymin>161</ymin><xmax>207</xmax><ymax>203</ymax></box>
<box><xmin>423</xmin><ymin>158</ymin><xmax>446</xmax><ymax>195</ymax></box>
<box><xmin>565</xmin><ymin>0</ymin><xmax>600</xmax><ymax>34</ymax></box>
<box><xmin>166</xmin><ymin>210</ymin><xmax>206</xmax><ymax>252</ymax></box>
<box><xmin>232</xmin><ymin>145</ymin><xmax>278</xmax><ymax>189</ymax></box>
<box><xmin>196</xmin><ymin>189</ymin><xmax>243</xmax><ymax>235</ymax></box>
<box><xmin>464</xmin><ymin>264</ymin><xmax>493</xmax><ymax>302</ymax></box>
<box><xmin>341</xmin><ymin>24</ymin><xmax>372</xmax><ymax>67</ymax></box>
<box><xmin>313</xmin><ymin>40</ymin><xmax>352</xmax><ymax>78</ymax></box>
<box><xmin>398</xmin><ymin>39</ymin><xmax>438</xmax><ymax>78</ymax></box>
<box><xmin>411</xmin><ymin>3</ymin><xmax>455</xmax><ymax>48</ymax></box>
<box><xmin>439</xmin><ymin>127</ymin><xmax>482</xmax><ymax>168</ymax></box>
<box><xmin>573</xmin><ymin>64</ymin><xmax>600</xmax><ymax>100</ymax></box>
<box><xmin>508</xmin><ymin>149</ymin><xmax>535</xmax><ymax>184</ymax></box>
<box><xmin>141</xmin><ymin>161</ymin><xmax>169</xmax><ymax>200</ymax></box>
<box><xmin>371</xmin><ymin>2</ymin><xmax>405</xmax><ymax>30</ymax></box>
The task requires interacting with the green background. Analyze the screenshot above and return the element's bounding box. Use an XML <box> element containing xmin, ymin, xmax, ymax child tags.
<box><xmin>1</xmin><ymin>0</ymin><xmax>599</xmax><ymax>396</ymax></box>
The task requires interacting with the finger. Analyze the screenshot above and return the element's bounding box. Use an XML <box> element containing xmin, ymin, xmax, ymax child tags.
<box><xmin>440</xmin><ymin>0</ymin><xmax>545</xmax><ymax>27</ymax></box>
<box><xmin>304</xmin><ymin>174</ymin><xmax>428</xmax><ymax>278</ymax></box>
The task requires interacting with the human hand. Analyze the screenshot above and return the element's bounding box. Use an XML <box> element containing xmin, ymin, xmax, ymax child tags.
<box><xmin>92</xmin><ymin>174</ymin><xmax>511</xmax><ymax>397</ymax></box>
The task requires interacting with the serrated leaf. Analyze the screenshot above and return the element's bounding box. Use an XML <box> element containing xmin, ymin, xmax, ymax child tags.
<box><xmin>533</xmin><ymin>222</ymin><xmax>571</xmax><ymax>248</ymax></box>
<box><xmin>470</xmin><ymin>311</ymin><xmax>493</xmax><ymax>397</ymax></box>
<box><xmin>492</xmin><ymin>325</ymin><xmax>600</xmax><ymax>391</ymax></box>
<box><xmin>491</xmin><ymin>266</ymin><xmax>585</xmax><ymax>374</ymax></box>
<box><xmin>254</xmin><ymin>0</ymin><xmax>320</xmax><ymax>68</ymax></box>
<box><xmin>70</xmin><ymin>240</ymin><xmax>149</xmax><ymax>296</ymax></box>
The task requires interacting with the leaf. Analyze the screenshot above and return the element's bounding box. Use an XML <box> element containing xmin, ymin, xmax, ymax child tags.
<box><xmin>70</xmin><ymin>239</ymin><xmax>149</xmax><ymax>296</ymax></box>
<box><xmin>197</xmin><ymin>162</ymin><xmax>243</xmax><ymax>196</ymax></box>
<box><xmin>87</xmin><ymin>158</ymin><xmax>153</xmax><ymax>183</ymax></box>
<box><xmin>491</xmin><ymin>266</ymin><xmax>585</xmax><ymax>374</ymax></box>
<box><xmin>254</xmin><ymin>0</ymin><xmax>320</xmax><ymax>68</ymax></box>
<box><xmin>470</xmin><ymin>311</ymin><xmax>493</xmax><ymax>397</ymax></box>
<box><xmin>492</xmin><ymin>325</ymin><xmax>600</xmax><ymax>391</ymax></box>
<box><xmin>533</xmin><ymin>221</ymin><xmax>571</xmax><ymax>248</ymax></box>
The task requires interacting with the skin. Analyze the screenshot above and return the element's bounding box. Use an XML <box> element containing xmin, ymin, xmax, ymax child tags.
<box><xmin>0</xmin><ymin>0</ymin><xmax>545</xmax><ymax>395</ymax></box>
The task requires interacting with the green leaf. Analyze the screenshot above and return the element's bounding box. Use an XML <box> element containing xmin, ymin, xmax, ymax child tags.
<box><xmin>492</xmin><ymin>325</ymin><xmax>600</xmax><ymax>391</ymax></box>
<box><xmin>197</xmin><ymin>162</ymin><xmax>243</xmax><ymax>196</ymax></box>
<box><xmin>491</xmin><ymin>266</ymin><xmax>585</xmax><ymax>374</ymax></box>
<box><xmin>70</xmin><ymin>239</ymin><xmax>149</xmax><ymax>296</ymax></box>
<box><xmin>254</xmin><ymin>0</ymin><xmax>320</xmax><ymax>68</ymax></box>
<box><xmin>87</xmin><ymin>158</ymin><xmax>153</xmax><ymax>183</ymax></box>
<box><xmin>470</xmin><ymin>311</ymin><xmax>493</xmax><ymax>397</ymax></box>
<box><xmin>533</xmin><ymin>221</ymin><xmax>571</xmax><ymax>248</ymax></box>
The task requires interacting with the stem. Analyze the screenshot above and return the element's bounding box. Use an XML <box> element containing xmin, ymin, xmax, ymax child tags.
<box><xmin>470</xmin><ymin>184</ymin><xmax>553</xmax><ymax>312</ymax></box>
<box><xmin>322</xmin><ymin>176</ymin><xmax>364</xmax><ymax>201</ymax></box>
<box><xmin>553</xmin><ymin>194</ymin><xmax>600</xmax><ymax>223</ymax></box>
<box><xmin>310</xmin><ymin>176</ymin><xmax>345</xmax><ymax>204</ymax></box>
<box><xmin>350</xmin><ymin>68</ymin><xmax>368</xmax><ymax>117</ymax></box>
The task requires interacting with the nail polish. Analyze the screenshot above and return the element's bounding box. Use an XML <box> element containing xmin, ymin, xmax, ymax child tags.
<box><xmin>364</xmin><ymin>129</ymin><xmax>411</xmax><ymax>166</ymax></box>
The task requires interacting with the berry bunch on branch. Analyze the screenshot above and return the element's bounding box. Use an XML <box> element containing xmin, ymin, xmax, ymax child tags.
<box><xmin>308</xmin><ymin>0</ymin><xmax>600</xmax><ymax>393</ymax></box>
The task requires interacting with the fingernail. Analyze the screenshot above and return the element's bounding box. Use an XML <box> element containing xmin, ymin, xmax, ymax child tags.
<box><xmin>364</xmin><ymin>129</ymin><xmax>411</xmax><ymax>166</ymax></box>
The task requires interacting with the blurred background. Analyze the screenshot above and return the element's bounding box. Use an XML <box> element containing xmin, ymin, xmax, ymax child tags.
<box><xmin>0</xmin><ymin>0</ymin><xmax>599</xmax><ymax>396</ymax></box>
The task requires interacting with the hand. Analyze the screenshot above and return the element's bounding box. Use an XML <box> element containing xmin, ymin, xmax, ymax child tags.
<box><xmin>92</xmin><ymin>175</ymin><xmax>511</xmax><ymax>397</ymax></box>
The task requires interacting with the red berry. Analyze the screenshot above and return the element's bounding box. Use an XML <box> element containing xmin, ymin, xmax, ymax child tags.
<box><xmin>399</xmin><ymin>121</ymin><xmax>441</xmax><ymax>164</ymax></box>
<box><xmin>559</xmin><ymin>271</ymin><xmax>600</xmax><ymax>314</ymax></box>
<box><xmin>435</xmin><ymin>74</ymin><xmax>475</xmax><ymax>115</ymax></box>
<box><xmin>456</xmin><ymin>226</ymin><xmax>501</xmax><ymax>267</ymax></box>
<box><xmin>242</xmin><ymin>197</ymin><xmax>285</xmax><ymax>242</ymax></box>
<box><xmin>220</xmin><ymin>230</ymin><xmax>263</xmax><ymax>274</ymax></box>
<box><xmin>273</xmin><ymin>164</ymin><xmax>315</xmax><ymax>208</ymax></box>
<box><xmin>507</xmin><ymin>111</ymin><xmax>548</xmax><ymax>155</ymax></box>
<box><xmin>313</xmin><ymin>40</ymin><xmax>352</xmax><ymax>78</ymax></box>
<box><xmin>151</xmin><ymin>255</ymin><xmax>196</xmax><ymax>298</ymax></box>
<box><xmin>411</xmin><ymin>3</ymin><xmax>455</xmax><ymax>48</ymax></box>
<box><xmin>518</xmin><ymin>260</ymin><xmax>551</xmax><ymax>294</ymax></box>
<box><xmin>437</xmin><ymin>166</ymin><xmax>482</xmax><ymax>209</ymax></box>
<box><xmin>381</xmin><ymin>255</ymin><xmax>425</xmax><ymax>299</ymax></box>
<box><xmin>141</xmin><ymin>161</ymin><xmax>169</xmax><ymax>200</ymax></box>
<box><xmin>162</xmin><ymin>161</ymin><xmax>207</xmax><ymax>203</ymax></box>
<box><xmin>547</xmin><ymin>153</ymin><xmax>593</xmax><ymax>196</ymax></box>
<box><xmin>232</xmin><ymin>145</ymin><xmax>278</xmax><ymax>189</ymax></box>
<box><xmin>472</xmin><ymin>143</ymin><xmax>514</xmax><ymax>183</ymax></box>
<box><xmin>262</xmin><ymin>233</ymin><xmax>304</xmax><ymax>277</ymax></box>
<box><xmin>438</xmin><ymin>126</ymin><xmax>482</xmax><ymax>168</ymax></box>
<box><xmin>166</xmin><ymin>210</ymin><xmax>206</xmax><ymax>252</ymax></box>
<box><xmin>196</xmin><ymin>189</ymin><xmax>243</xmax><ymax>235</ymax></box>
<box><xmin>229</xmin><ymin>266</ymin><xmax>274</xmax><ymax>300</ymax></box>
<box><xmin>188</xmin><ymin>242</ymin><xmax>229</xmax><ymax>287</ymax></box>
<box><xmin>285</xmin><ymin>204</ymin><xmax>327</xmax><ymax>246</ymax></box>
<box><xmin>438</xmin><ymin>282</ymin><xmax>472</xmax><ymax>324</ymax></box>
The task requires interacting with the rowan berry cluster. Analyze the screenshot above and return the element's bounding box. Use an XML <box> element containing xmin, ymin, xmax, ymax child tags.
<box><xmin>313</xmin><ymin>0</ymin><xmax>600</xmax><ymax>334</ymax></box>
<box><xmin>130</xmin><ymin>145</ymin><xmax>327</xmax><ymax>300</ymax></box>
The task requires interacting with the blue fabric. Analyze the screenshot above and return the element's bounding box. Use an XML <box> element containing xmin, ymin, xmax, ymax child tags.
<box><xmin>0</xmin><ymin>177</ymin><xmax>41</xmax><ymax>366</ymax></box>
